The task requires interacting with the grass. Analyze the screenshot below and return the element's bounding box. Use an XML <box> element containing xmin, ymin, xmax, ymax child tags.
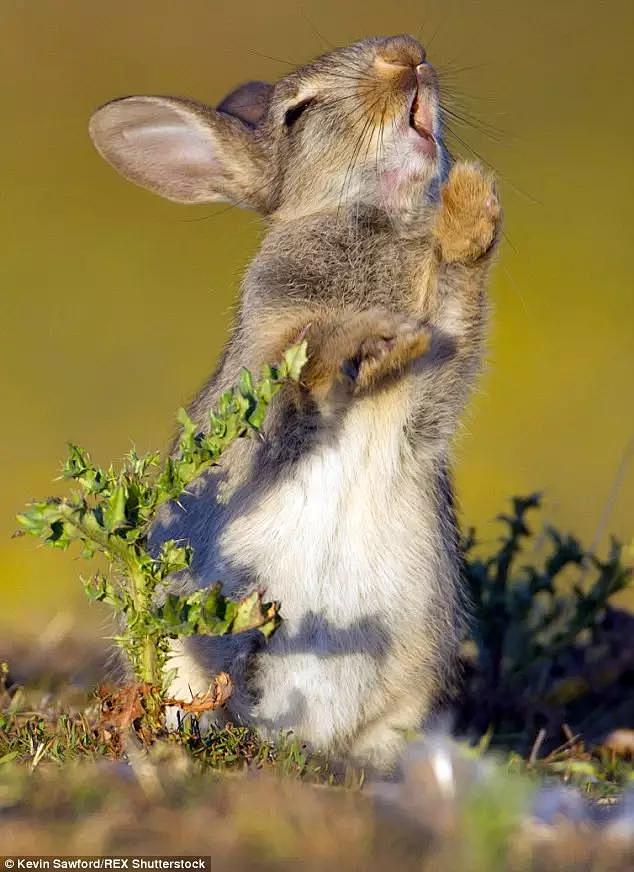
<box><xmin>1</xmin><ymin>669</ymin><xmax>631</xmax><ymax>795</ymax></box>
<box><xmin>1</xmin><ymin>670</ymin><xmax>632</xmax><ymax>868</ymax></box>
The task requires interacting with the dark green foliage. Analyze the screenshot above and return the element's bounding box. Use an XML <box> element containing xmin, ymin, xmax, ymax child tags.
<box><xmin>459</xmin><ymin>495</ymin><xmax>633</xmax><ymax>764</ymax></box>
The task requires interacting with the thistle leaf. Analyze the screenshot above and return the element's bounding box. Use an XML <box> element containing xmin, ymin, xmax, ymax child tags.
<box><xmin>281</xmin><ymin>340</ymin><xmax>308</xmax><ymax>382</ymax></box>
<box><xmin>102</xmin><ymin>483</ymin><xmax>128</xmax><ymax>532</ymax></box>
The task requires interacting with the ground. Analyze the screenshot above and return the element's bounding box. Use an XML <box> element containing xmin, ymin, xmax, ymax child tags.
<box><xmin>1</xmin><ymin>632</ymin><xmax>632</xmax><ymax>870</ymax></box>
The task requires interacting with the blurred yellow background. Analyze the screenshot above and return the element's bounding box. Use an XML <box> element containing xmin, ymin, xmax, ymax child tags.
<box><xmin>1</xmin><ymin>0</ymin><xmax>632</xmax><ymax>633</ymax></box>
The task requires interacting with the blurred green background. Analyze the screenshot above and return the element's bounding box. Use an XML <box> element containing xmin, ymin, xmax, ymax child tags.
<box><xmin>1</xmin><ymin>0</ymin><xmax>632</xmax><ymax>634</ymax></box>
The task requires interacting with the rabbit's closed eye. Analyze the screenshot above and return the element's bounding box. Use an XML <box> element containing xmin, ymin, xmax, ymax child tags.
<box><xmin>284</xmin><ymin>98</ymin><xmax>315</xmax><ymax>128</ymax></box>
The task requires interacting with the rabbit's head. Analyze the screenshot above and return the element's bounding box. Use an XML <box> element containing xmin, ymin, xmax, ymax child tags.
<box><xmin>90</xmin><ymin>35</ymin><xmax>447</xmax><ymax>221</ymax></box>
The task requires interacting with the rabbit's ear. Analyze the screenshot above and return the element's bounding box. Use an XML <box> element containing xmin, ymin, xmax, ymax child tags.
<box><xmin>89</xmin><ymin>95</ymin><xmax>269</xmax><ymax>209</ymax></box>
<box><xmin>217</xmin><ymin>81</ymin><xmax>273</xmax><ymax>128</ymax></box>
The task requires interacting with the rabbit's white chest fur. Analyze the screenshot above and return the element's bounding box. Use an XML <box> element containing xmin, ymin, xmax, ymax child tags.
<box><xmin>220</xmin><ymin>391</ymin><xmax>425</xmax><ymax>614</ymax></box>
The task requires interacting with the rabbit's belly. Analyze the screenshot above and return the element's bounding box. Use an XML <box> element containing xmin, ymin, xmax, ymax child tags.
<box><xmin>217</xmin><ymin>393</ymin><xmax>434</xmax><ymax>633</ymax></box>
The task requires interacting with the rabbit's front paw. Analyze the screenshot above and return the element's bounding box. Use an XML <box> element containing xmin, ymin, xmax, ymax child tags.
<box><xmin>435</xmin><ymin>162</ymin><xmax>500</xmax><ymax>263</ymax></box>
<box><xmin>343</xmin><ymin>313</ymin><xmax>430</xmax><ymax>392</ymax></box>
<box><xmin>302</xmin><ymin>310</ymin><xmax>430</xmax><ymax>401</ymax></box>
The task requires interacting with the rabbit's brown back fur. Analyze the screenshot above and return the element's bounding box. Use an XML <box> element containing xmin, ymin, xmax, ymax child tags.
<box><xmin>89</xmin><ymin>34</ymin><xmax>500</xmax><ymax>769</ymax></box>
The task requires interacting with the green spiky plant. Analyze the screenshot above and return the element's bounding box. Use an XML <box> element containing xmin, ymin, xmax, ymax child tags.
<box><xmin>16</xmin><ymin>342</ymin><xmax>308</xmax><ymax>729</ymax></box>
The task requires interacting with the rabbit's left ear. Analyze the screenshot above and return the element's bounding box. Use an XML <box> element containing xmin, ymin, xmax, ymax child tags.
<box><xmin>89</xmin><ymin>95</ymin><xmax>269</xmax><ymax>209</ymax></box>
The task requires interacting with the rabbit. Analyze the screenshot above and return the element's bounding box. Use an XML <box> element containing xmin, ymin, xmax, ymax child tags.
<box><xmin>89</xmin><ymin>34</ymin><xmax>501</xmax><ymax>770</ymax></box>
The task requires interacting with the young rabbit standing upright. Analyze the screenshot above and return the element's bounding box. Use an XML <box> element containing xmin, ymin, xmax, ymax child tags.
<box><xmin>89</xmin><ymin>34</ymin><xmax>500</xmax><ymax>769</ymax></box>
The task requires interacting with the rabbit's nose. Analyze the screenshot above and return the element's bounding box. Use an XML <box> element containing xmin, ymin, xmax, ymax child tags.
<box><xmin>375</xmin><ymin>35</ymin><xmax>426</xmax><ymax>69</ymax></box>
<box><xmin>416</xmin><ymin>62</ymin><xmax>437</xmax><ymax>88</ymax></box>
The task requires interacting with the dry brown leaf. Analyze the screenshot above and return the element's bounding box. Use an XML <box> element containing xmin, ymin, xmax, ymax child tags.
<box><xmin>603</xmin><ymin>728</ymin><xmax>634</xmax><ymax>757</ymax></box>
<box><xmin>98</xmin><ymin>682</ymin><xmax>152</xmax><ymax>730</ymax></box>
<box><xmin>165</xmin><ymin>671</ymin><xmax>234</xmax><ymax>714</ymax></box>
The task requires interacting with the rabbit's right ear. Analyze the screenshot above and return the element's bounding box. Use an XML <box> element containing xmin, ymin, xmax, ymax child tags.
<box><xmin>217</xmin><ymin>81</ymin><xmax>273</xmax><ymax>128</ymax></box>
<box><xmin>89</xmin><ymin>95</ymin><xmax>270</xmax><ymax>210</ymax></box>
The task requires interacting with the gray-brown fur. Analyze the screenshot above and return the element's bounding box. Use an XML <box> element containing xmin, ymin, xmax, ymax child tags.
<box><xmin>89</xmin><ymin>34</ymin><xmax>500</xmax><ymax>769</ymax></box>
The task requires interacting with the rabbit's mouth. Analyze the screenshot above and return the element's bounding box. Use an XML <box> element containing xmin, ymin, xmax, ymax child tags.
<box><xmin>408</xmin><ymin>90</ymin><xmax>437</xmax><ymax>158</ymax></box>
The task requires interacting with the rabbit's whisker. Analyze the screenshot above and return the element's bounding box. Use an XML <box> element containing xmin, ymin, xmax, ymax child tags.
<box><xmin>440</xmin><ymin>105</ymin><xmax>506</xmax><ymax>144</ymax></box>
<box><xmin>338</xmin><ymin>91</ymin><xmax>386</xmax><ymax>221</ymax></box>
